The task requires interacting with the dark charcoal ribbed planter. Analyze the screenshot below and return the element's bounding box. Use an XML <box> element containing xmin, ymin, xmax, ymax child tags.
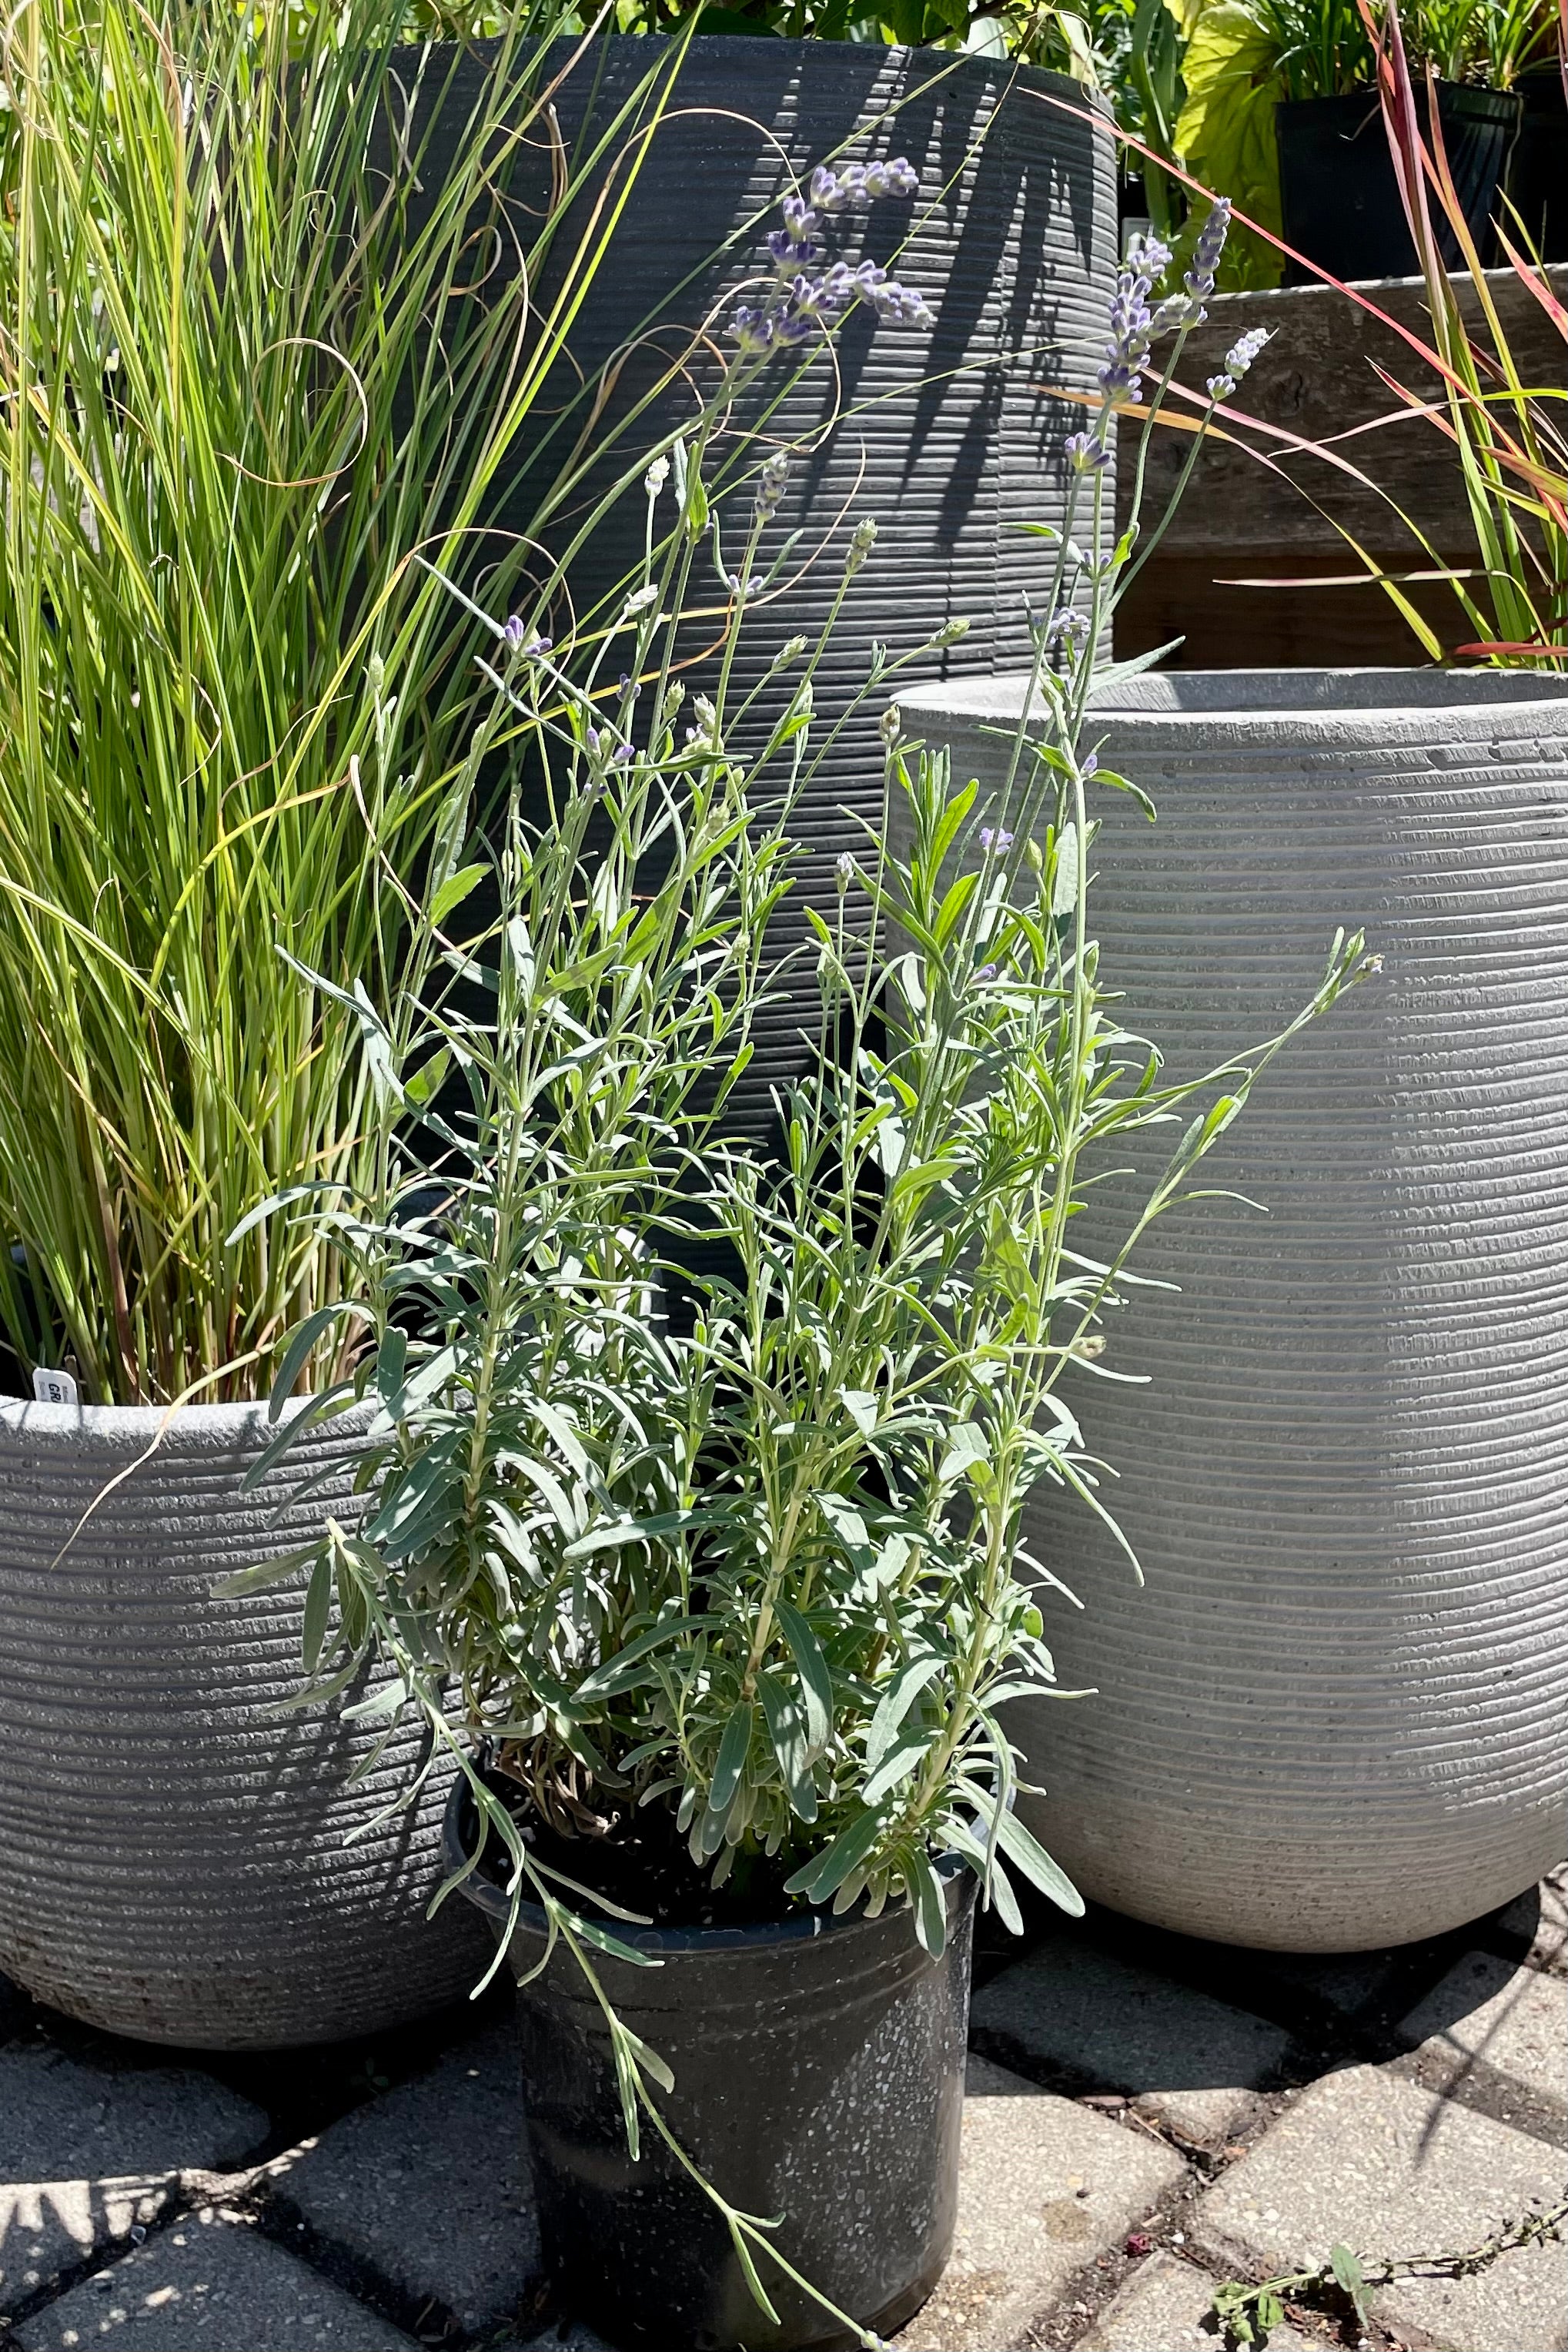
<box><xmin>406</xmin><ymin>35</ymin><xmax>1115</xmax><ymax>1121</ymax></box>
<box><xmin>1278</xmin><ymin>84</ymin><xmax>1520</xmax><ymax>283</ymax></box>
<box><xmin>0</xmin><ymin>1400</ymin><xmax>488</xmax><ymax>2046</ymax></box>
<box><xmin>448</xmin><ymin>1782</ymin><xmax>975</xmax><ymax>2352</ymax></box>
<box><xmin>902</xmin><ymin>667</ymin><xmax>1568</xmax><ymax>1951</ymax></box>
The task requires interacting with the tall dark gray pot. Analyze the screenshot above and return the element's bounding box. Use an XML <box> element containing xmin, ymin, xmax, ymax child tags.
<box><xmin>448</xmin><ymin>1784</ymin><xmax>975</xmax><ymax>2352</ymax></box>
<box><xmin>409</xmin><ymin>35</ymin><xmax>1115</xmax><ymax>1118</ymax></box>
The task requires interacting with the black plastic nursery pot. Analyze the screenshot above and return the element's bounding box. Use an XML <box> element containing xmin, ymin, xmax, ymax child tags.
<box><xmin>1506</xmin><ymin>71</ymin><xmax>1568</xmax><ymax>263</ymax></box>
<box><xmin>1277</xmin><ymin>83</ymin><xmax>1522</xmax><ymax>284</ymax></box>
<box><xmin>399</xmin><ymin>35</ymin><xmax>1115</xmax><ymax>1129</ymax></box>
<box><xmin>445</xmin><ymin>1781</ymin><xmax>976</xmax><ymax>2352</ymax></box>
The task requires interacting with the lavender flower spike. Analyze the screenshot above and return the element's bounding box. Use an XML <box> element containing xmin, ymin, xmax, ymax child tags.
<box><xmin>1097</xmin><ymin>238</ymin><xmax>1171</xmax><ymax>406</ymax></box>
<box><xmin>1205</xmin><ymin>324</ymin><xmax>1273</xmax><ymax>403</ymax></box>
<box><xmin>811</xmin><ymin>156</ymin><xmax>918</xmax><ymax>214</ymax></box>
<box><xmin>754</xmin><ymin>450</ymin><xmax>790</xmax><ymax>522</ymax></box>
<box><xmin>1184</xmin><ymin>197</ymin><xmax>1232</xmax><ymax>302</ymax></box>
<box><xmin>979</xmin><ymin>826</ymin><xmax>1015</xmax><ymax>852</ymax></box>
<box><xmin>729</xmin><ymin>303</ymin><xmax>777</xmax><ymax>353</ymax></box>
<box><xmin>1225</xmin><ymin>325</ymin><xmax>1273</xmax><ymax>377</ymax></box>
<box><xmin>503</xmin><ymin>615</ymin><xmax>551</xmax><ymax>661</ymax></box>
<box><xmin>1065</xmin><ymin>430</ymin><xmax>1112</xmax><ymax>473</ymax></box>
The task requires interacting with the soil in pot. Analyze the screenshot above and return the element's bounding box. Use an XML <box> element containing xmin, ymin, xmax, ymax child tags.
<box><xmin>450</xmin><ymin>1772</ymin><xmax>975</xmax><ymax>2352</ymax></box>
<box><xmin>1278</xmin><ymin>82</ymin><xmax>1521</xmax><ymax>282</ymax></box>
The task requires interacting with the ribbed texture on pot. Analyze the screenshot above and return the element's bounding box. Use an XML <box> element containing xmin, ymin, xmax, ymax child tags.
<box><xmin>901</xmin><ymin>668</ymin><xmax>1568</xmax><ymax>1951</ymax></box>
<box><xmin>0</xmin><ymin>1400</ymin><xmax>487</xmax><ymax>2046</ymax></box>
<box><xmin>411</xmin><ymin>35</ymin><xmax>1115</xmax><ymax>1132</ymax></box>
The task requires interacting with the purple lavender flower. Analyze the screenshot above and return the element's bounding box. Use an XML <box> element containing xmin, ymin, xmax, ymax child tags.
<box><xmin>503</xmin><ymin>616</ymin><xmax>551</xmax><ymax>660</ymax></box>
<box><xmin>1097</xmin><ymin>233</ymin><xmax>1176</xmax><ymax>406</ymax></box>
<box><xmin>1065</xmin><ymin>430</ymin><xmax>1112</xmax><ymax>473</ymax></box>
<box><xmin>734</xmin><ymin>161</ymin><xmax>928</xmax><ymax>356</ymax></box>
<box><xmin>1205</xmin><ymin>324</ymin><xmax>1272</xmax><ymax>403</ymax></box>
<box><xmin>863</xmin><ymin>157</ymin><xmax>919</xmax><ymax>199</ymax></box>
<box><xmin>755</xmin><ymin>451</ymin><xmax>790</xmax><ymax>522</ymax></box>
<box><xmin>768</xmin><ymin>195</ymin><xmax>820</xmax><ymax>274</ymax></box>
<box><xmin>1125</xmin><ymin>229</ymin><xmax>1172</xmax><ymax>281</ymax></box>
<box><xmin>979</xmin><ymin>826</ymin><xmax>1015</xmax><ymax>852</ymax></box>
<box><xmin>810</xmin><ymin>156</ymin><xmax>919</xmax><ymax>214</ymax></box>
<box><xmin>1184</xmin><ymin>197</ymin><xmax>1232</xmax><ymax>303</ymax></box>
<box><xmin>729</xmin><ymin>303</ymin><xmax>777</xmax><ymax>353</ymax></box>
<box><xmin>1225</xmin><ymin>325</ymin><xmax>1273</xmax><ymax>376</ymax></box>
<box><xmin>1044</xmin><ymin>606</ymin><xmax>1089</xmax><ymax>654</ymax></box>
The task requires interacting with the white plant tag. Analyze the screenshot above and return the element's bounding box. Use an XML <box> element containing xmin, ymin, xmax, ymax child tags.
<box><xmin>32</xmin><ymin>1366</ymin><xmax>79</xmax><ymax>1406</ymax></box>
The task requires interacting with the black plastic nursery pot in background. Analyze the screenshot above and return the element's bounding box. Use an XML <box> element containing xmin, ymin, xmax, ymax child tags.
<box><xmin>1507</xmin><ymin>70</ymin><xmax>1568</xmax><ymax>263</ymax></box>
<box><xmin>1277</xmin><ymin>82</ymin><xmax>1521</xmax><ymax>283</ymax></box>
<box><xmin>446</xmin><ymin>1782</ymin><xmax>975</xmax><ymax>2352</ymax></box>
<box><xmin>400</xmin><ymin>35</ymin><xmax>1116</xmax><ymax>1122</ymax></box>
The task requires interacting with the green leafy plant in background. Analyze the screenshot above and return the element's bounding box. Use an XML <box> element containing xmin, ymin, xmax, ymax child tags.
<box><xmin>1132</xmin><ymin>0</ymin><xmax>1560</xmax><ymax>286</ymax></box>
<box><xmin>0</xmin><ymin>0</ymin><xmax>695</xmax><ymax>1404</ymax></box>
<box><xmin>236</xmin><ymin>203</ymin><xmax>1371</xmax><ymax>2334</ymax></box>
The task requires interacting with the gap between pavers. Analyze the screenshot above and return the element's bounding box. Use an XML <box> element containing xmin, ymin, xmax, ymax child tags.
<box><xmin>889</xmin><ymin>2056</ymin><xmax>1188</xmax><ymax>2352</ymax></box>
<box><xmin>12</xmin><ymin>2210</ymin><xmax>418</xmax><ymax>2350</ymax></box>
<box><xmin>1398</xmin><ymin>1952</ymin><xmax>1568</xmax><ymax>2146</ymax></box>
<box><xmin>0</xmin><ymin>2043</ymin><xmax>267</xmax><ymax>2314</ymax></box>
<box><xmin>268</xmin><ymin>2014</ymin><xmax>535</xmax><ymax>2336</ymax></box>
<box><xmin>969</xmin><ymin>1941</ymin><xmax>1291</xmax><ymax>2147</ymax></box>
<box><xmin>1074</xmin><ymin>2250</ymin><xmax>1318</xmax><ymax>2352</ymax></box>
<box><xmin>1190</xmin><ymin>2062</ymin><xmax>1568</xmax><ymax>2352</ymax></box>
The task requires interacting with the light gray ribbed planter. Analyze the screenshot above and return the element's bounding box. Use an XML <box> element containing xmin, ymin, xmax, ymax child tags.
<box><xmin>0</xmin><ymin>1398</ymin><xmax>487</xmax><ymax>2045</ymax></box>
<box><xmin>901</xmin><ymin>667</ymin><xmax>1568</xmax><ymax>1950</ymax></box>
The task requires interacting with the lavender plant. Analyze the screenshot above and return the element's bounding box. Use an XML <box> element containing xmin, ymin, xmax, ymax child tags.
<box><xmin>232</xmin><ymin>197</ymin><xmax>1372</xmax><ymax>2340</ymax></box>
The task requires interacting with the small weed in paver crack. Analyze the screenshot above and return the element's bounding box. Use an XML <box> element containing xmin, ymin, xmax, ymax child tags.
<box><xmin>1210</xmin><ymin>2193</ymin><xmax>1568</xmax><ymax>2349</ymax></box>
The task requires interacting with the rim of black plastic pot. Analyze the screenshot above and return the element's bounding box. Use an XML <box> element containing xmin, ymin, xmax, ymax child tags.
<box><xmin>442</xmin><ymin>1770</ymin><xmax>962</xmax><ymax>1958</ymax></box>
<box><xmin>1274</xmin><ymin>79</ymin><xmax>1523</xmax><ymax>122</ymax></box>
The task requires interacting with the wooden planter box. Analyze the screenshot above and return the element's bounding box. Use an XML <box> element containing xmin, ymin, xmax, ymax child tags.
<box><xmin>1117</xmin><ymin>266</ymin><xmax>1568</xmax><ymax>668</ymax></box>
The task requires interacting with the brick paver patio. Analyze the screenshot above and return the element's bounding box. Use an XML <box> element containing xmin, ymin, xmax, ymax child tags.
<box><xmin>2</xmin><ymin>1868</ymin><xmax>1563</xmax><ymax>2352</ymax></box>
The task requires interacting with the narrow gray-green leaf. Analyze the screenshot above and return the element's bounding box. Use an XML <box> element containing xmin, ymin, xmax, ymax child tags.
<box><xmin>775</xmin><ymin>1599</ymin><xmax>833</xmax><ymax>1755</ymax></box>
<box><xmin>865</xmin><ymin>1653</ymin><xmax>944</xmax><ymax>1771</ymax></box>
<box><xmin>707</xmin><ymin>1701</ymin><xmax>754</xmax><ymax>1818</ymax></box>
<box><xmin>906</xmin><ymin>1846</ymin><xmax>948</xmax><ymax>1957</ymax></box>
<box><xmin>757</xmin><ymin>1673</ymin><xmax>817</xmax><ymax>1823</ymax></box>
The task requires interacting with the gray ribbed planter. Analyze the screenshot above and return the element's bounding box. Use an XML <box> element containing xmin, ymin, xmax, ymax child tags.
<box><xmin>0</xmin><ymin>1399</ymin><xmax>487</xmax><ymax>2046</ymax></box>
<box><xmin>901</xmin><ymin>668</ymin><xmax>1568</xmax><ymax>1950</ymax></box>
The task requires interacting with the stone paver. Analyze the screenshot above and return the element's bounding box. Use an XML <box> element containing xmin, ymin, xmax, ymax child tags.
<box><xmin>969</xmin><ymin>1942</ymin><xmax>1289</xmax><ymax>2146</ymax></box>
<box><xmin>13</xmin><ymin>2212</ymin><xmax>416</xmax><ymax>2350</ymax></box>
<box><xmin>891</xmin><ymin>2057</ymin><xmax>1185</xmax><ymax>2351</ymax></box>
<box><xmin>1499</xmin><ymin>1867</ymin><xmax>1568</xmax><ymax>1975</ymax></box>
<box><xmin>1399</xmin><ymin>1953</ymin><xmax>1568</xmax><ymax>2143</ymax></box>
<box><xmin>0</xmin><ymin>2046</ymin><xmax>266</xmax><ymax>2311</ymax></box>
<box><xmin>1192</xmin><ymin>2063</ymin><xmax>1568</xmax><ymax>2352</ymax></box>
<box><xmin>273</xmin><ymin>2016</ymin><xmax>534</xmax><ymax>2331</ymax></box>
<box><xmin>500</xmin><ymin>2331</ymin><xmax>615</xmax><ymax>2351</ymax></box>
<box><xmin>1076</xmin><ymin>2251</ymin><xmax>1317</xmax><ymax>2352</ymax></box>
